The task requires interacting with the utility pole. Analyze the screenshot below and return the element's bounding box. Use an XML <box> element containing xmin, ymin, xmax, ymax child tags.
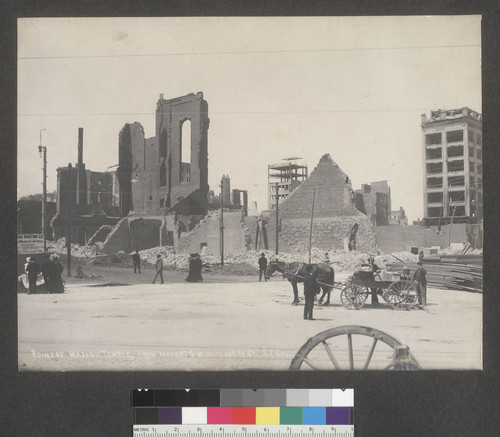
<box><xmin>38</xmin><ymin>129</ymin><xmax>47</xmax><ymax>253</ymax></box>
<box><xmin>67</xmin><ymin>163</ymin><xmax>72</xmax><ymax>277</ymax></box>
<box><xmin>275</xmin><ymin>182</ymin><xmax>279</xmax><ymax>255</ymax></box>
<box><xmin>308</xmin><ymin>188</ymin><xmax>316</xmax><ymax>264</ymax></box>
<box><xmin>220</xmin><ymin>180</ymin><xmax>224</xmax><ymax>266</ymax></box>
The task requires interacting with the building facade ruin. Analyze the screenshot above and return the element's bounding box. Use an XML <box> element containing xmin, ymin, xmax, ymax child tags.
<box><xmin>100</xmin><ymin>92</ymin><xmax>210</xmax><ymax>254</ymax></box>
<box><xmin>51</xmin><ymin>128</ymin><xmax>120</xmax><ymax>245</ymax></box>
<box><xmin>117</xmin><ymin>92</ymin><xmax>209</xmax><ymax>217</ymax></box>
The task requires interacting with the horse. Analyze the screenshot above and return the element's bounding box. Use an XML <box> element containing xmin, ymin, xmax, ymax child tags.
<box><xmin>266</xmin><ymin>260</ymin><xmax>335</xmax><ymax>305</ymax></box>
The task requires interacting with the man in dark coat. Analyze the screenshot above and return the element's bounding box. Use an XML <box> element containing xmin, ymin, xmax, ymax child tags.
<box><xmin>152</xmin><ymin>255</ymin><xmax>164</xmax><ymax>284</ymax></box>
<box><xmin>153</xmin><ymin>255</ymin><xmax>163</xmax><ymax>284</ymax></box>
<box><xmin>303</xmin><ymin>264</ymin><xmax>320</xmax><ymax>320</ymax></box>
<box><xmin>368</xmin><ymin>256</ymin><xmax>381</xmax><ymax>305</ymax></box>
<box><xmin>132</xmin><ymin>250</ymin><xmax>141</xmax><ymax>274</ymax></box>
<box><xmin>40</xmin><ymin>253</ymin><xmax>52</xmax><ymax>293</ymax></box>
<box><xmin>185</xmin><ymin>254</ymin><xmax>197</xmax><ymax>282</ymax></box>
<box><xmin>412</xmin><ymin>262</ymin><xmax>427</xmax><ymax>308</ymax></box>
<box><xmin>258</xmin><ymin>253</ymin><xmax>268</xmax><ymax>282</ymax></box>
<box><xmin>25</xmin><ymin>257</ymin><xmax>41</xmax><ymax>294</ymax></box>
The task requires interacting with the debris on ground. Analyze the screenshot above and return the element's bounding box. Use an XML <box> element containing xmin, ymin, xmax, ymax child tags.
<box><xmin>47</xmin><ymin>237</ymin><xmax>426</xmax><ymax>275</ymax></box>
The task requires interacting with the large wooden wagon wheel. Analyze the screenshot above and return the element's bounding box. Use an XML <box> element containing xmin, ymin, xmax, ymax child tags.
<box><xmin>289</xmin><ymin>325</ymin><xmax>420</xmax><ymax>370</ymax></box>
<box><xmin>385</xmin><ymin>280</ymin><xmax>418</xmax><ymax>310</ymax></box>
<box><xmin>340</xmin><ymin>285</ymin><xmax>368</xmax><ymax>309</ymax></box>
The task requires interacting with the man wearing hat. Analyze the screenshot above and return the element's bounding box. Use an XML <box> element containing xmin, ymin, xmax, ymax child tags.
<box><xmin>258</xmin><ymin>253</ymin><xmax>268</xmax><ymax>282</ymax></box>
<box><xmin>40</xmin><ymin>253</ymin><xmax>52</xmax><ymax>292</ymax></box>
<box><xmin>412</xmin><ymin>261</ymin><xmax>427</xmax><ymax>308</ymax></box>
<box><xmin>368</xmin><ymin>255</ymin><xmax>380</xmax><ymax>305</ymax></box>
<box><xmin>152</xmin><ymin>254</ymin><xmax>164</xmax><ymax>284</ymax></box>
<box><xmin>303</xmin><ymin>264</ymin><xmax>320</xmax><ymax>320</ymax></box>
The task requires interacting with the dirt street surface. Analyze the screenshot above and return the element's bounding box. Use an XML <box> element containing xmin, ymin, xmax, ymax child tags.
<box><xmin>18</xmin><ymin>270</ymin><xmax>482</xmax><ymax>372</ymax></box>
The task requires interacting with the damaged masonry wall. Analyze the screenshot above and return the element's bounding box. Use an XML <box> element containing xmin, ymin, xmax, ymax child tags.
<box><xmin>100</xmin><ymin>215</ymin><xmax>169</xmax><ymax>254</ymax></box>
<box><xmin>268</xmin><ymin>153</ymin><xmax>378</xmax><ymax>252</ymax></box>
<box><xmin>177</xmin><ymin>210</ymin><xmax>248</xmax><ymax>255</ymax></box>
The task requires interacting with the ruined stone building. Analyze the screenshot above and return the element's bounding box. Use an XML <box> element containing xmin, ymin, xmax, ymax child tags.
<box><xmin>421</xmin><ymin>107</ymin><xmax>482</xmax><ymax>226</ymax></box>
<box><xmin>207</xmin><ymin>175</ymin><xmax>248</xmax><ymax>216</ymax></box>
<box><xmin>117</xmin><ymin>92</ymin><xmax>209</xmax><ymax>217</ymax></box>
<box><xmin>221</xmin><ymin>175</ymin><xmax>231</xmax><ymax>205</ymax></box>
<box><xmin>232</xmin><ymin>189</ymin><xmax>248</xmax><ymax>217</ymax></box>
<box><xmin>99</xmin><ymin>92</ymin><xmax>212</xmax><ymax>254</ymax></box>
<box><xmin>261</xmin><ymin>154</ymin><xmax>377</xmax><ymax>253</ymax></box>
<box><xmin>17</xmin><ymin>199</ymin><xmax>57</xmax><ymax>238</ymax></box>
<box><xmin>388</xmin><ymin>207</ymin><xmax>408</xmax><ymax>226</ymax></box>
<box><xmin>355</xmin><ymin>181</ymin><xmax>391</xmax><ymax>226</ymax></box>
<box><xmin>50</xmin><ymin>128</ymin><xmax>120</xmax><ymax>245</ymax></box>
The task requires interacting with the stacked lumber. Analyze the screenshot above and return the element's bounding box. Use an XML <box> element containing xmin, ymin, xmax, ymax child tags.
<box><xmin>386</xmin><ymin>255</ymin><xmax>483</xmax><ymax>293</ymax></box>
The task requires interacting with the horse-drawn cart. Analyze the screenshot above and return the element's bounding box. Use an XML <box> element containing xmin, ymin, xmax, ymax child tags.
<box><xmin>341</xmin><ymin>267</ymin><xmax>418</xmax><ymax>310</ymax></box>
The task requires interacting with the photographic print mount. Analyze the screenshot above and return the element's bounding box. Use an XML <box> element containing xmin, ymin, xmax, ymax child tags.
<box><xmin>17</xmin><ymin>16</ymin><xmax>482</xmax><ymax>372</ymax></box>
<box><xmin>3</xmin><ymin>3</ymin><xmax>499</xmax><ymax>436</ymax></box>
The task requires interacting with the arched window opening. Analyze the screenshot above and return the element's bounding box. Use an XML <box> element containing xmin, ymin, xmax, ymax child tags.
<box><xmin>181</xmin><ymin>120</ymin><xmax>191</xmax><ymax>183</ymax></box>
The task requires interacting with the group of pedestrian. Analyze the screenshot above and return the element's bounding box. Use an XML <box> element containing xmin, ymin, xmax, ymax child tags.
<box><xmin>24</xmin><ymin>253</ymin><xmax>64</xmax><ymax>294</ymax></box>
<box><xmin>148</xmin><ymin>251</ymin><xmax>204</xmax><ymax>285</ymax></box>
<box><xmin>132</xmin><ymin>250</ymin><xmax>141</xmax><ymax>274</ymax></box>
<box><xmin>186</xmin><ymin>253</ymin><xmax>203</xmax><ymax>282</ymax></box>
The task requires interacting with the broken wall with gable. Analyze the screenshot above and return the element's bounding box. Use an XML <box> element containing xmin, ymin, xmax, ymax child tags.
<box><xmin>272</xmin><ymin>153</ymin><xmax>378</xmax><ymax>252</ymax></box>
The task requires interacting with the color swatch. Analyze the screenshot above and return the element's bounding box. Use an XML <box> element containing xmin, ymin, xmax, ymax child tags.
<box><xmin>132</xmin><ymin>389</ymin><xmax>353</xmax><ymax>407</ymax></box>
<box><xmin>133</xmin><ymin>389</ymin><xmax>354</xmax><ymax>426</ymax></box>
<box><xmin>134</xmin><ymin>406</ymin><xmax>352</xmax><ymax>425</ymax></box>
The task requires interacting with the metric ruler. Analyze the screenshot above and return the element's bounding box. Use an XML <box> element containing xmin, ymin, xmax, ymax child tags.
<box><xmin>132</xmin><ymin>425</ymin><xmax>354</xmax><ymax>437</ymax></box>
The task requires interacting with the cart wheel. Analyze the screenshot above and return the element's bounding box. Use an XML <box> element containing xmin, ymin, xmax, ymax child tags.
<box><xmin>289</xmin><ymin>325</ymin><xmax>420</xmax><ymax>370</ymax></box>
<box><xmin>387</xmin><ymin>280</ymin><xmax>418</xmax><ymax>310</ymax></box>
<box><xmin>340</xmin><ymin>285</ymin><xmax>368</xmax><ymax>310</ymax></box>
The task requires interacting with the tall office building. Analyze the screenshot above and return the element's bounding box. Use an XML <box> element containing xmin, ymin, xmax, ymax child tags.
<box><xmin>421</xmin><ymin>107</ymin><xmax>482</xmax><ymax>225</ymax></box>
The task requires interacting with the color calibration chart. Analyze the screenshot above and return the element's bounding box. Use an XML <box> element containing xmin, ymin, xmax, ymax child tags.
<box><xmin>132</xmin><ymin>389</ymin><xmax>354</xmax><ymax>437</ymax></box>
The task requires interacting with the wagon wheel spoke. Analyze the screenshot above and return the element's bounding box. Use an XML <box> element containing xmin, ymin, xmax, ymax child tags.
<box><xmin>347</xmin><ymin>334</ymin><xmax>354</xmax><ymax>370</ymax></box>
<box><xmin>303</xmin><ymin>357</ymin><xmax>320</xmax><ymax>370</ymax></box>
<box><xmin>363</xmin><ymin>337</ymin><xmax>379</xmax><ymax>370</ymax></box>
<box><xmin>322</xmin><ymin>341</ymin><xmax>341</xmax><ymax>370</ymax></box>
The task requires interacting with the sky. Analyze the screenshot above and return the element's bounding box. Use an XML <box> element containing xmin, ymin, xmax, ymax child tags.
<box><xmin>17</xmin><ymin>16</ymin><xmax>481</xmax><ymax>222</ymax></box>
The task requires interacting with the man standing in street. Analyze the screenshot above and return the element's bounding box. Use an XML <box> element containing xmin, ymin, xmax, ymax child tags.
<box><xmin>132</xmin><ymin>249</ymin><xmax>141</xmax><ymax>274</ymax></box>
<box><xmin>25</xmin><ymin>257</ymin><xmax>41</xmax><ymax>295</ymax></box>
<box><xmin>368</xmin><ymin>255</ymin><xmax>381</xmax><ymax>305</ymax></box>
<box><xmin>303</xmin><ymin>264</ymin><xmax>320</xmax><ymax>320</ymax></box>
<box><xmin>258</xmin><ymin>253</ymin><xmax>268</xmax><ymax>282</ymax></box>
<box><xmin>412</xmin><ymin>261</ymin><xmax>427</xmax><ymax>308</ymax></box>
<box><xmin>152</xmin><ymin>254</ymin><xmax>164</xmax><ymax>284</ymax></box>
<box><xmin>40</xmin><ymin>253</ymin><xmax>52</xmax><ymax>292</ymax></box>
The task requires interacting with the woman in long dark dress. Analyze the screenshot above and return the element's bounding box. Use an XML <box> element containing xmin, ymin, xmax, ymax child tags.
<box><xmin>185</xmin><ymin>254</ymin><xmax>197</xmax><ymax>282</ymax></box>
<box><xmin>48</xmin><ymin>254</ymin><xmax>65</xmax><ymax>293</ymax></box>
<box><xmin>193</xmin><ymin>253</ymin><xmax>203</xmax><ymax>282</ymax></box>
